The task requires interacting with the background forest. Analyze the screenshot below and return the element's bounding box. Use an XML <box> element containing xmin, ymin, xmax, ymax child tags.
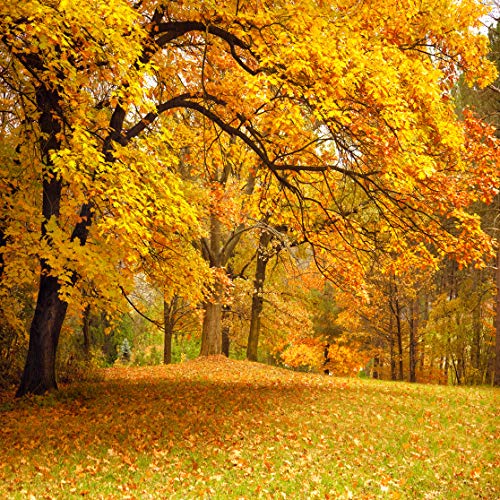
<box><xmin>1</xmin><ymin>0</ymin><xmax>499</xmax><ymax>395</ymax></box>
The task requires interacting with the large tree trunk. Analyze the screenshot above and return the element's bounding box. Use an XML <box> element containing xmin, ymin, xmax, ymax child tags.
<box><xmin>246</xmin><ymin>229</ymin><xmax>272</xmax><ymax>361</ymax></box>
<box><xmin>16</xmin><ymin>84</ymin><xmax>94</xmax><ymax>396</ymax></box>
<box><xmin>199</xmin><ymin>213</ymin><xmax>224</xmax><ymax>356</ymax></box>
<box><xmin>200</xmin><ymin>300</ymin><xmax>222</xmax><ymax>355</ymax></box>
<box><xmin>17</xmin><ymin>86</ymin><xmax>66</xmax><ymax>397</ymax></box>
<box><xmin>16</xmin><ymin>275</ymin><xmax>68</xmax><ymax>396</ymax></box>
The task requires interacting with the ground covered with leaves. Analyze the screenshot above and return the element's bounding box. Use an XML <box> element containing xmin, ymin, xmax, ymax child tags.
<box><xmin>0</xmin><ymin>356</ymin><xmax>498</xmax><ymax>499</ymax></box>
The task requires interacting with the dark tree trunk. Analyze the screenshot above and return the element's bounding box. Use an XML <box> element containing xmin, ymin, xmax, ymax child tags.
<box><xmin>17</xmin><ymin>86</ymin><xmax>66</xmax><ymax>397</ymax></box>
<box><xmin>82</xmin><ymin>304</ymin><xmax>92</xmax><ymax>360</ymax></box>
<box><xmin>222</xmin><ymin>325</ymin><xmax>230</xmax><ymax>357</ymax></box>
<box><xmin>395</xmin><ymin>297</ymin><xmax>404</xmax><ymax>381</ymax></box>
<box><xmin>0</xmin><ymin>223</ymin><xmax>6</xmax><ymax>280</ymax></box>
<box><xmin>16</xmin><ymin>275</ymin><xmax>68</xmax><ymax>396</ymax></box>
<box><xmin>389</xmin><ymin>279</ymin><xmax>404</xmax><ymax>380</ymax></box>
<box><xmin>247</xmin><ymin>229</ymin><xmax>272</xmax><ymax>361</ymax></box>
<box><xmin>471</xmin><ymin>271</ymin><xmax>482</xmax><ymax>382</ymax></box>
<box><xmin>389</xmin><ymin>334</ymin><xmax>397</xmax><ymax>381</ymax></box>
<box><xmin>372</xmin><ymin>355</ymin><xmax>380</xmax><ymax>379</ymax></box>
<box><xmin>16</xmin><ymin>84</ymin><xmax>95</xmax><ymax>396</ymax></box>
<box><xmin>389</xmin><ymin>310</ymin><xmax>397</xmax><ymax>380</ymax></box>
<box><xmin>200</xmin><ymin>214</ymin><xmax>224</xmax><ymax>356</ymax></box>
<box><xmin>409</xmin><ymin>300</ymin><xmax>418</xmax><ymax>383</ymax></box>
<box><xmin>163</xmin><ymin>298</ymin><xmax>177</xmax><ymax>364</ymax></box>
<box><xmin>222</xmin><ymin>305</ymin><xmax>230</xmax><ymax>357</ymax></box>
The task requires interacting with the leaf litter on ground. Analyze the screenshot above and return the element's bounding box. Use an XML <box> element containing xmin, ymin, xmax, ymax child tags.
<box><xmin>0</xmin><ymin>355</ymin><xmax>498</xmax><ymax>499</ymax></box>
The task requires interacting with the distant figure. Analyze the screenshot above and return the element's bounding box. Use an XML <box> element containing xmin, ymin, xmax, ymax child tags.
<box><xmin>323</xmin><ymin>343</ymin><xmax>331</xmax><ymax>375</ymax></box>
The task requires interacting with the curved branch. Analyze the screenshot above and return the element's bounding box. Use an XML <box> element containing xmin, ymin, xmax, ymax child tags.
<box><xmin>120</xmin><ymin>286</ymin><xmax>163</xmax><ymax>329</ymax></box>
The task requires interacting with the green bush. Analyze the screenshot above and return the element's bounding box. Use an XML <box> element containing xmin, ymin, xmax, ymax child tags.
<box><xmin>171</xmin><ymin>335</ymin><xmax>201</xmax><ymax>363</ymax></box>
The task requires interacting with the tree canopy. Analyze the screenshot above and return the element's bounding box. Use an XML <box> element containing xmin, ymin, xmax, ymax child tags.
<box><xmin>0</xmin><ymin>0</ymin><xmax>498</xmax><ymax>394</ymax></box>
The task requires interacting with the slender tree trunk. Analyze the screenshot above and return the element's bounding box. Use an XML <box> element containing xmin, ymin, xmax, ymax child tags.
<box><xmin>82</xmin><ymin>304</ymin><xmax>92</xmax><ymax>360</ymax></box>
<box><xmin>494</xmin><ymin>246</ymin><xmax>500</xmax><ymax>386</ymax></box>
<box><xmin>163</xmin><ymin>297</ymin><xmax>178</xmax><ymax>364</ymax></box>
<box><xmin>395</xmin><ymin>297</ymin><xmax>404</xmax><ymax>381</ymax></box>
<box><xmin>389</xmin><ymin>335</ymin><xmax>396</xmax><ymax>381</ymax></box>
<box><xmin>247</xmin><ymin>229</ymin><xmax>272</xmax><ymax>361</ymax></box>
<box><xmin>222</xmin><ymin>305</ymin><xmax>230</xmax><ymax>357</ymax></box>
<box><xmin>471</xmin><ymin>271</ymin><xmax>482</xmax><ymax>383</ymax></box>
<box><xmin>409</xmin><ymin>300</ymin><xmax>418</xmax><ymax>383</ymax></box>
<box><xmin>0</xmin><ymin>224</ymin><xmax>6</xmax><ymax>280</ymax></box>
<box><xmin>372</xmin><ymin>355</ymin><xmax>380</xmax><ymax>379</ymax></box>
<box><xmin>247</xmin><ymin>293</ymin><xmax>264</xmax><ymax>361</ymax></box>
<box><xmin>388</xmin><ymin>305</ymin><xmax>396</xmax><ymax>380</ymax></box>
<box><xmin>199</xmin><ymin>173</ymin><xmax>256</xmax><ymax>357</ymax></box>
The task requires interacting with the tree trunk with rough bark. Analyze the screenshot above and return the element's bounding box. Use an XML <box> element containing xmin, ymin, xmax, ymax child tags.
<box><xmin>16</xmin><ymin>275</ymin><xmax>68</xmax><ymax>396</ymax></box>
<box><xmin>200</xmin><ymin>299</ymin><xmax>223</xmax><ymax>356</ymax></box>
<box><xmin>17</xmin><ymin>86</ymin><xmax>66</xmax><ymax>397</ymax></box>
<box><xmin>16</xmin><ymin>85</ymin><xmax>94</xmax><ymax>396</ymax></box>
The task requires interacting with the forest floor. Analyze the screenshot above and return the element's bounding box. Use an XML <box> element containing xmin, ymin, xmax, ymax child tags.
<box><xmin>0</xmin><ymin>356</ymin><xmax>498</xmax><ymax>499</ymax></box>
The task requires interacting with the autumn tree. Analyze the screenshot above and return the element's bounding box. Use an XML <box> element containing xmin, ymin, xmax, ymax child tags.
<box><xmin>454</xmin><ymin>9</ymin><xmax>500</xmax><ymax>384</ymax></box>
<box><xmin>1</xmin><ymin>0</ymin><xmax>498</xmax><ymax>395</ymax></box>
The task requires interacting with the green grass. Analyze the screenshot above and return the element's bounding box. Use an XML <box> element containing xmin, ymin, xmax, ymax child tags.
<box><xmin>0</xmin><ymin>356</ymin><xmax>498</xmax><ymax>499</ymax></box>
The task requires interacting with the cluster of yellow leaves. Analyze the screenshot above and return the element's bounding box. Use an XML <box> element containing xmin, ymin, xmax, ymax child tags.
<box><xmin>325</xmin><ymin>339</ymin><xmax>373</xmax><ymax>378</ymax></box>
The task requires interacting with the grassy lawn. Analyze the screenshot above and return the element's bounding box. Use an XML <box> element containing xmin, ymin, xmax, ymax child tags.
<box><xmin>0</xmin><ymin>356</ymin><xmax>498</xmax><ymax>499</ymax></box>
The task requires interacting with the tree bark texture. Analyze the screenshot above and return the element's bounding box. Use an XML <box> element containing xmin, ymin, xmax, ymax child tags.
<box><xmin>16</xmin><ymin>275</ymin><xmax>68</xmax><ymax>396</ymax></box>
<box><xmin>246</xmin><ymin>229</ymin><xmax>272</xmax><ymax>361</ymax></box>
<box><xmin>200</xmin><ymin>214</ymin><xmax>224</xmax><ymax>356</ymax></box>
<box><xmin>17</xmin><ymin>86</ymin><xmax>67</xmax><ymax>396</ymax></box>
<box><xmin>200</xmin><ymin>300</ymin><xmax>222</xmax><ymax>356</ymax></box>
